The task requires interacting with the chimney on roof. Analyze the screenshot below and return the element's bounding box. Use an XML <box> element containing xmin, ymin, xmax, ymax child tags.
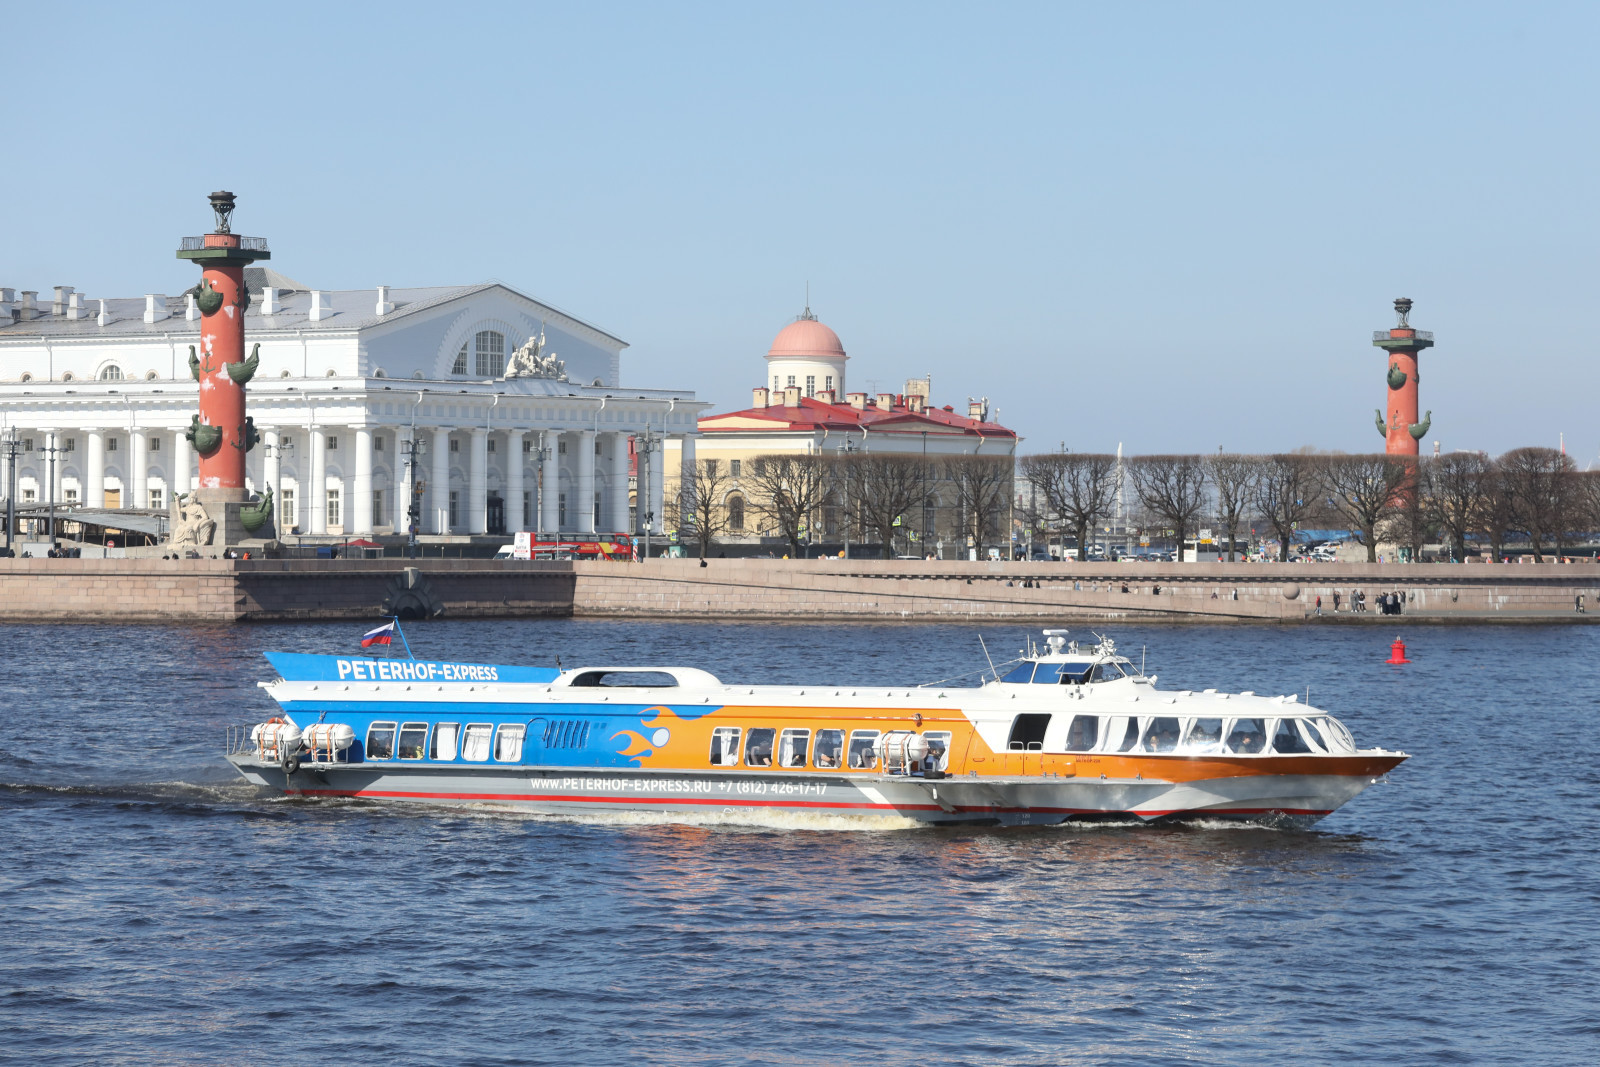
<box><xmin>18</xmin><ymin>291</ymin><xmax>39</xmax><ymax>320</ymax></box>
<box><xmin>907</xmin><ymin>394</ymin><xmax>926</xmax><ymax>414</ymax></box>
<box><xmin>185</xmin><ymin>292</ymin><xmax>200</xmax><ymax>321</ymax></box>
<box><xmin>375</xmin><ymin>285</ymin><xmax>395</xmax><ymax>315</ymax></box>
<box><xmin>309</xmin><ymin>290</ymin><xmax>334</xmax><ymax>321</ymax></box>
<box><xmin>67</xmin><ymin>292</ymin><xmax>87</xmax><ymax>320</ymax></box>
<box><xmin>261</xmin><ymin>287</ymin><xmax>278</xmax><ymax>315</ymax></box>
<box><xmin>52</xmin><ymin>286</ymin><xmax>74</xmax><ymax>316</ymax></box>
<box><xmin>878</xmin><ymin>393</ymin><xmax>896</xmax><ymax>410</ymax></box>
<box><xmin>144</xmin><ymin>294</ymin><xmax>170</xmax><ymax>324</ymax></box>
<box><xmin>783</xmin><ymin>386</ymin><xmax>802</xmax><ymax>407</ymax></box>
<box><xmin>0</xmin><ymin>289</ymin><xmax>15</xmax><ymax>321</ymax></box>
<box><xmin>752</xmin><ymin>386</ymin><xmax>769</xmax><ymax>408</ymax></box>
<box><xmin>968</xmin><ymin>397</ymin><xmax>989</xmax><ymax>421</ymax></box>
<box><xmin>846</xmin><ymin>391</ymin><xmax>868</xmax><ymax>410</ymax></box>
<box><xmin>97</xmin><ymin>298</ymin><xmax>110</xmax><ymax>327</ymax></box>
<box><xmin>816</xmin><ymin>389</ymin><xmax>835</xmax><ymax>405</ymax></box>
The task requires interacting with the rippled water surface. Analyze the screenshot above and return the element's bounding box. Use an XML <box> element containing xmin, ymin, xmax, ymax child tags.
<box><xmin>2</xmin><ymin>619</ymin><xmax>1598</xmax><ymax>1065</ymax></box>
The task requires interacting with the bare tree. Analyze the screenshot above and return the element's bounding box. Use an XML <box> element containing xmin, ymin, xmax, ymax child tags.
<box><xmin>1426</xmin><ymin>451</ymin><xmax>1490</xmax><ymax>561</ymax></box>
<box><xmin>1501</xmin><ymin>446</ymin><xmax>1579</xmax><ymax>561</ymax></box>
<box><xmin>668</xmin><ymin>458</ymin><xmax>731</xmax><ymax>559</ymax></box>
<box><xmin>1207</xmin><ymin>453</ymin><xmax>1259</xmax><ymax>561</ymax></box>
<box><xmin>1250</xmin><ymin>454</ymin><xmax>1317</xmax><ymax>561</ymax></box>
<box><xmin>1476</xmin><ymin>460</ymin><xmax>1518</xmax><ymax>561</ymax></box>
<box><xmin>845</xmin><ymin>453</ymin><xmax>928</xmax><ymax>558</ymax></box>
<box><xmin>1021</xmin><ymin>453</ymin><xmax>1119</xmax><ymax>559</ymax></box>
<box><xmin>745</xmin><ymin>453</ymin><xmax>826</xmax><ymax>557</ymax></box>
<box><xmin>1318</xmin><ymin>453</ymin><xmax>1409</xmax><ymax>562</ymax></box>
<box><xmin>943</xmin><ymin>454</ymin><xmax>1014</xmax><ymax>559</ymax></box>
<box><xmin>1127</xmin><ymin>455</ymin><xmax>1209</xmax><ymax>559</ymax></box>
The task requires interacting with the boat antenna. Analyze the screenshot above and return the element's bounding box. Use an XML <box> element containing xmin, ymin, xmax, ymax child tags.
<box><xmin>978</xmin><ymin>634</ymin><xmax>998</xmax><ymax>681</ymax></box>
<box><xmin>392</xmin><ymin>616</ymin><xmax>416</xmax><ymax>661</ymax></box>
<box><xmin>1141</xmin><ymin>645</ymin><xmax>1147</xmax><ymax>675</ymax></box>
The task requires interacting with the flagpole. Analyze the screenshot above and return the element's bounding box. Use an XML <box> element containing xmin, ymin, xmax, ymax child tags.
<box><xmin>392</xmin><ymin>616</ymin><xmax>416</xmax><ymax>661</ymax></box>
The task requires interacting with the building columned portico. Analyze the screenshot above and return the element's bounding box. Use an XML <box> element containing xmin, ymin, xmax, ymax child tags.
<box><xmin>0</xmin><ymin>277</ymin><xmax>705</xmax><ymax>541</ymax></box>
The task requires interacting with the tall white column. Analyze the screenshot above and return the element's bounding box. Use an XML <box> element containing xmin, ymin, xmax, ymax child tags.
<box><xmin>432</xmin><ymin>428</ymin><xmax>452</xmax><ymax>534</ymax></box>
<box><xmin>505</xmin><ymin>430</ymin><xmax>524</xmax><ymax>531</ymax></box>
<box><xmin>130</xmin><ymin>430</ymin><xmax>147</xmax><ymax>511</ymax></box>
<box><xmin>468</xmin><ymin>428</ymin><xmax>488</xmax><ymax>535</ymax></box>
<box><xmin>394</xmin><ymin>431</ymin><xmax>411</xmax><ymax>533</ymax></box>
<box><xmin>540</xmin><ymin>431</ymin><xmax>560</xmax><ymax>533</ymax></box>
<box><xmin>573</xmin><ymin>429</ymin><xmax>595</xmax><ymax>534</ymax></box>
<box><xmin>309</xmin><ymin>428</ymin><xmax>327</xmax><ymax>535</ymax></box>
<box><xmin>650</xmin><ymin>439</ymin><xmax>665</xmax><ymax>535</ymax></box>
<box><xmin>172</xmin><ymin>430</ymin><xmax>191</xmax><ymax>499</ymax></box>
<box><xmin>86</xmin><ymin>431</ymin><xmax>105</xmax><ymax>509</ymax></box>
<box><xmin>605</xmin><ymin>432</ymin><xmax>629</xmax><ymax>534</ymax></box>
<box><xmin>678</xmin><ymin>434</ymin><xmax>697</xmax><ymax>543</ymax></box>
<box><xmin>262</xmin><ymin>428</ymin><xmax>280</xmax><ymax>500</ymax></box>
<box><xmin>354</xmin><ymin>427</ymin><xmax>374</xmax><ymax>536</ymax></box>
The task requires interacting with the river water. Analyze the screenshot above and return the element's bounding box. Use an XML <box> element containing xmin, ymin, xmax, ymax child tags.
<box><xmin>1</xmin><ymin>619</ymin><xmax>1596</xmax><ymax>1065</ymax></box>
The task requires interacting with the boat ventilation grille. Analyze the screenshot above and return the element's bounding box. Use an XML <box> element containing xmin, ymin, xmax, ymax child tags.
<box><xmin>544</xmin><ymin>720</ymin><xmax>593</xmax><ymax>750</ymax></box>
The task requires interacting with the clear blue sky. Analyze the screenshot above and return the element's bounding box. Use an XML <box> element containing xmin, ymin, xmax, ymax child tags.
<box><xmin>4</xmin><ymin>2</ymin><xmax>1594</xmax><ymax>460</ymax></box>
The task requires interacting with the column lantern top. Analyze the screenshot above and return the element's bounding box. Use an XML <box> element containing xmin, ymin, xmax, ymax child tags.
<box><xmin>177</xmin><ymin>190</ymin><xmax>270</xmax><ymax>264</ymax></box>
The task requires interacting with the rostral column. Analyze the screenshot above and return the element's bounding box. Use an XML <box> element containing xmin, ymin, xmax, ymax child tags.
<box><xmin>1371</xmin><ymin>297</ymin><xmax>1434</xmax><ymax>456</ymax></box>
<box><xmin>175</xmin><ymin>192</ymin><xmax>270</xmax><ymax>532</ymax></box>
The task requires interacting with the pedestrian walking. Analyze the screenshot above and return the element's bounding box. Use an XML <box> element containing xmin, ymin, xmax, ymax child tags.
<box><xmin>1315</xmin><ymin>595</ymin><xmax>1322</xmax><ymax>616</ymax></box>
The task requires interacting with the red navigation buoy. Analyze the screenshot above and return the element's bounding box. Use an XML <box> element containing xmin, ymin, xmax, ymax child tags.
<box><xmin>1386</xmin><ymin>637</ymin><xmax>1411</xmax><ymax>664</ymax></box>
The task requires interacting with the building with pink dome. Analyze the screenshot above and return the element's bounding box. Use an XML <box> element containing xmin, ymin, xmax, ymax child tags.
<box><xmin>663</xmin><ymin>308</ymin><xmax>1018</xmax><ymax>557</ymax></box>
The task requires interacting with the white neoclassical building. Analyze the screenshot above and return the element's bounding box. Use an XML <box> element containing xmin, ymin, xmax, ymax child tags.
<box><xmin>0</xmin><ymin>275</ymin><xmax>705</xmax><ymax>540</ymax></box>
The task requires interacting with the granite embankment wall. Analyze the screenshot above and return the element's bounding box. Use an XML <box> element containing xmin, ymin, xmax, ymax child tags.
<box><xmin>570</xmin><ymin>559</ymin><xmax>1600</xmax><ymax>621</ymax></box>
<box><xmin>0</xmin><ymin>557</ymin><xmax>1594</xmax><ymax>623</ymax></box>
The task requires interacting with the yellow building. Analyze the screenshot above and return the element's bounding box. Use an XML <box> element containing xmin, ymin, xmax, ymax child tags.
<box><xmin>663</xmin><ymin>309</ymin><xmax>1017</xmax><ymax>556</ymax></box>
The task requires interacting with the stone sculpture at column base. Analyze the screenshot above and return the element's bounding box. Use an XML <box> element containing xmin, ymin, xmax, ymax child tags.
<box><xmin>169</xmin><ymin>486</ymin><xmax>277</xmax><ymax>550</ymax></box>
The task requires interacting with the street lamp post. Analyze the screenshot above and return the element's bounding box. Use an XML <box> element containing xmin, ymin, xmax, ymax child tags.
<box><xmin>836</xmin><ymin>437</ymin><xmax>859</xmax><ymax>559</ymax></box>
<box><xmin>0</xmin><ymin>428</ymin><xmax>19</xmax><ymax>554</ymax></box>
<box><xmin>41</xmin><ymin>433</ymin><xmax>69</xmax><ymax>545</ymax></box>
<box><xmin>636</xmin><ymin>426</ymin><xmax>659</xmax><ymax>560</ymax></box>
<box><xmin>401</xmin><ymin>436</ymin><xmax>426</xmax><ymax>558</ymax></box>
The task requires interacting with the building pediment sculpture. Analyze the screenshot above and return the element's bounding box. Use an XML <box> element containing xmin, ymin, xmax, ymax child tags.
<box><xmin>504</xmin><ymin>325</ymin><xmax>567</xmax><ymax>381</ymax></box>
<box><xmin>170</xmin><ymin>492</ymin><xmax>216</xmax><ymax>546</ymax></box>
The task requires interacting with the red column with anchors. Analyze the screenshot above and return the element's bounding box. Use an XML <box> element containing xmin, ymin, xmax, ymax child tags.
<box><xmin>177</xmin><ymin>191</ymin><xmax>269</xmax><ymax>493</ymax></box>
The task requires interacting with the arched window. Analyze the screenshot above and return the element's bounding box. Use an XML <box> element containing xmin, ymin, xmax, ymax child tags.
<box><xmin>727</xmin><ymin>493</ymin><xmax>745</xmax><ymax>532</ymax></box>
<box><xmin>474</xmin><ymin>331</ymin><xmax>505</xmax><ymax>377</ymax></box>
<box><xmin>99</xmin><ymin>365</ymin><xmax>123</xmax><ymax>381</ymax></box>
<box><xmin>145</xmin><ymin>370</ymin><xmax>158</xmax><ymax>380</ymax></box>
<box><xmin>452</xmin><ymin>342</ymin><xmax>468</xmax><ymax>375</ymax></box>
<box><xmin>61</xmin><ymin>371</ymin><xmax>75</xmax><ymax>382</ymax></box>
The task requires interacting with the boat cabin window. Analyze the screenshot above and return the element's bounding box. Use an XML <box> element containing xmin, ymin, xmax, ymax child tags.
<box><xmin>397</xmin><ymin>722</ymin><xmax>429</xmax><ymax>760</ymax></box>
<box><xmin>1001</xmin><ymin>662</ymin><xmax>1037</xmax><ymax>683</ymax></box>
<box><xmin>495</xmin><ymin>724</ymin><xmax>526</xmax><ymax>762</ymax></box>
<box><xmin>569</xmin><ymin>670</ymin><xmax>678</xmax><ymax>688</ymax></box>
<box><xmin>431</xmin><ymin>722</ymin><xmax>460</xmax><ymax>760</ymax></box>
<box><xmin>1224</xmin><ymin>718</ymin><xmax>1266</xmax><ymax>754</ymax></box>
<box><xmin>1270</xmin><ymin>719</ymin><xmax>1313</xmax><ymax>755</ymax></box>
<box><xmin>1298</xmin><ymin>718</ymin><xmax>1329</xmax><ymax>753</ymax></box>
<box><xmin>1315</xmin><ymin>716</ymin><xmax>1354</xmax><ymax>752</ymax></box>
<box><xmin>1182</xmin><ymin>718</ymin><xmax>1223</xmax><ymax>753</ymax></box>
<box><xmin>923</xmin><ymin>731</ymin><xmax>952</xmax><ymax>771</ymax></box>
<box><xmin>1090</xmin><ymin>661</ymin><xmax>1126</xmax><ymax>683</ymax></box>
<box><xmin>848</xmin><ymin>730</ymin><xmax>880</xmax><ymax>769</ymax></box>
<box><xmin>462</xmin><ymin>723</ymin><xmax>494</xmax><ymax>761</ymax></box>
<box><xmin>1103</xmin><ymin>716</ymin><xmax>1140</xmax><ymax>753</ymax></box>
<box><xmin>1008</xmin><ymin>713</ymin><xmax>1051</xmax><ymax>751</ymax></box>
<box><xmin>813</xmin><ymin>729</ymin><xmax>844</xmax><ymax>769</ymax></box>
<box><xmin>710</xmin><ymin>727</ymin><xmax>742</xmax><ymax>767</ymax></box>
<box><xmin>1065</xmin><ymin>715</ymin><xmax>1099</xmax><ymax>752</ymax></box>
<box><xmin>744</xmin><ymin>728</ymin><xmax>776</xmax><ymax>767</ymax></box>
<box><xmin>1141</xmin><ymin>717</ymin><xmax>1181</xmax><ymax>753</ymax></box>
<box><xmin>366</xmin><ymin>721</ymin><xmax>396</xmax><ymax>760</ymax></box>
<box><xmin>778</xmin><ymin>729</ymin><xmax>810</xmax><ymax>768</ymax></box>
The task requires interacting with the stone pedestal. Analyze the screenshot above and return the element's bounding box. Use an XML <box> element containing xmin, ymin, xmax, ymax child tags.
<box><xmin>171</xmin><ymin>487</ymin><xmax>276</xmax><ymax>549</ymax></box>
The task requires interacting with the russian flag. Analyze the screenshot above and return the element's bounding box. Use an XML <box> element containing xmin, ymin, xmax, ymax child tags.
<box><xmin>361</xmin><ymin>621</ymin><xmax>396</xmax><ymax>648</ymax></box>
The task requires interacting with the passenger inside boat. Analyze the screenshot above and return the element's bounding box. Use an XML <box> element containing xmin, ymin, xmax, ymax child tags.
<box><xmin>745</xmin><ymin>728</ymin><xmax>775</xmax><ymax>767</ymax></box>
<box><xmin>814</xmin><ymin>730</ymin><xmax>844</xmax><ymax>769</ymax></box>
